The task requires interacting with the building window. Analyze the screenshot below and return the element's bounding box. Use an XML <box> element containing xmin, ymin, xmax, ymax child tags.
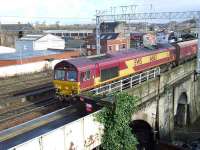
<box><xmin>108</xmin><ymin>46</ymin><xmax>112</xmax><ymax>51</ymax></box>
<box><xmin>122</xmin><ymin>44</ymin><xmax>126</xmax><ymax>48</ymax></box>
<box><xmin>87</xmin><ymin>45</ymin><xmax>90</xmax><ymax>49</ymax></box>
<box><xmin>92</xmin><ymin>45</ymin><xmax>96</xmax><ymax>49</ymax></box>
<box><xmin>101</xmin><ymin>66</ymin><xmax>119</xmax><ymax>81</ymax></box>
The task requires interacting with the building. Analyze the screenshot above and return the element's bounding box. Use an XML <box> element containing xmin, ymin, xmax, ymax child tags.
<box><xmin>0</xmin><ymin>23</ymin><xmax>34</xmax><ymax>47</ymax></box>
<box><xmin>85</xmin><ymin>33</ymin><xmax>129</xmax><ymax>55</ymax></box>
<box><xmin>130</xmin><ymin>32</ymin><xmax>145</xmax><ymax>48</ymax></box>
<box><xmin>43</xmin><ymin>29</ymin><xmax>93</xmax><ymax>39</ymax></box>
<box><xmin>15</xmin><ymin>34</ymin><xmax>65</xmax><ymax>51</ymax></box>
<box><xmin>100</xmin><ymin>22</ymin><xmax>127</xmax><ymax>34</ymax></box>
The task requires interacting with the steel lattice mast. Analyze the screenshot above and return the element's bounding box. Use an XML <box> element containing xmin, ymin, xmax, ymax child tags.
<box><xmin>96</xmin><ymin>9</ymin><xmax>200</xmax><ymax>73</ymax></box>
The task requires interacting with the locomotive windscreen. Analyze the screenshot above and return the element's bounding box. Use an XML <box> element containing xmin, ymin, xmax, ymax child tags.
<box><xmin>54</xmin><ymin>61</ymin><xmax>78</xmax><ymax>81</ymax></box>
<box><xmin>55</xmin><ymin>70</ymin><xmax>65</xmax><ymax>80</ymax></box>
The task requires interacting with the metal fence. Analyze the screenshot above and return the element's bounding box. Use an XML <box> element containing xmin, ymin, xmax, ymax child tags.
<box><xmin>90</xmin><ymin>67</ymin><xmax>160</xmax><ymax>95</ymax></box>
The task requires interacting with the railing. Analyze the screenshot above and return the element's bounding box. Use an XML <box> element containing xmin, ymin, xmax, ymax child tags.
<box><xmin>90</xmin><ymin>67</ymin><xmax>160</xmax><ymax>95</ymax></box>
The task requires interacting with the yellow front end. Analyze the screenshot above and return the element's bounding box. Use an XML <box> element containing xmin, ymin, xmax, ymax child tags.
<box><xmin>53</xmin><ymin>80</ymin><xmax>80</xmax><ymax>96</ymax></box>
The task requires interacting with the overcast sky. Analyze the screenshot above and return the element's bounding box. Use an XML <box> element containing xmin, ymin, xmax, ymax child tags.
<box><xmin>0</xmin><ymin>0</ymin><xmax>200</xmax><ymax>24</ymax></box>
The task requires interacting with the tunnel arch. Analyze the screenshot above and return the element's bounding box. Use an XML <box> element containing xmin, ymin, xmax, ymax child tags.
<box><xmin>174</xmin><ymin>92</ymin><xmax>190</xmax><ymax>128</ymax></box>
<box><xmin>130</xmin><ymin>120</ymin><xmax>155</xmax><ymax>150</ymax></box>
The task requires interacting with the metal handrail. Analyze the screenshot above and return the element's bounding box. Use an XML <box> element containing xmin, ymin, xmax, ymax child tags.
<box><xmin>90</xmin><ymin>67</ymin><xmax>160</xmax><ymax>95</ymax></box>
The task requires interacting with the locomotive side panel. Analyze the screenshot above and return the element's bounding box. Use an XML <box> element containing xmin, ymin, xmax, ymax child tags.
<box><xmin>93</xmin><ymin>49</ymin><xmax>175</xmax><ymax>87</ymax></box>
<box><xmin>94</xmin><ymin>61</ymin><xmax>120</xmax><ymax>86</ymax></box>
<box><xmin>133</xmin><ymin>50</ymin><xmax>175</xmax><ymax>72</ymax></box>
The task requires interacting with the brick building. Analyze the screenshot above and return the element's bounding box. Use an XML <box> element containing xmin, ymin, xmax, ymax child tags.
<box><xmin>84</xmin><ymin>21</ymin><xmax>130</xmax><ymax>55</ymax></box>
<box><xmin>85</xmin><ymin>33</ymin><xmax>128</xmax><ymax>55</ymax></box>
<box><xmin>130</xmin><ymin>32</ymin><xmax>145</xmax><ymax>48</ymax></box>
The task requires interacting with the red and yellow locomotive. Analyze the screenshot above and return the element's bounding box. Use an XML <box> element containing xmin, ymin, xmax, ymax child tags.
<box><xmin>53</xmin><ymin>39</ymin><xmax>197</xmax><ymax>97</ymax></box>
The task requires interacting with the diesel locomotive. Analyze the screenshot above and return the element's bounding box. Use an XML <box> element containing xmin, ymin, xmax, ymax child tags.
<box><xmin>53</xmin><ymin>39</ymin><xmax>197</xmax><ymax>98</ymax></box>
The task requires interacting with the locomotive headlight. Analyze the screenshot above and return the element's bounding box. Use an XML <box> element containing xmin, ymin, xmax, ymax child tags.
<box><xmin>55</xmin><ymin>85</ymin><xmax>61</xmax><ymax>89</ymax></box>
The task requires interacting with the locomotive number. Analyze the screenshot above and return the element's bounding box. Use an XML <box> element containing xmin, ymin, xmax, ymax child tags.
<box><xmin>134</xmin><ymin>58</ymin><xmax>142</xmax><ymax>66</ymax></box>
<box><xmin>150</xmin><ymin>55</ymin><xmax>157</xmax><ymax>62</ymax></box>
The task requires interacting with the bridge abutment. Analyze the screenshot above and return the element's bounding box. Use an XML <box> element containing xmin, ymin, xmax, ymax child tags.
<box><xmin>126</xmin><ymin>59</ymin><xmax>200</xmax><ymax>142</ymax></box>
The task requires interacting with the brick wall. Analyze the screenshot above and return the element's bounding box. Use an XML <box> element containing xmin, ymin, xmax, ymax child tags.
<box><xmin>0</xmin><ymin>51</ymin><xmax>80</xmax><ymax>67</ymax></box>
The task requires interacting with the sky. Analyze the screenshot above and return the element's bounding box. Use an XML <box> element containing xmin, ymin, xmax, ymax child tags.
<box><xmin>0</xmin><ymin>0</ymin><xmax>200</xmax><ymax>24</ymax></box>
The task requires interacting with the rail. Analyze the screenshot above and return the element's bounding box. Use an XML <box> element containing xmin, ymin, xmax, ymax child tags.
<box><xmin>0</xmin><ymin>97</ymin><xmax>56</xmax><ymax>123</ymax></box>
<box><xmin>90</xmin><ymin>67</ymin><xmax>160</xmax><ymax>95</ymax></box>
<box><xmin>0</xmin><ymin>105</ymin><xmax>77</xmax><ymax>142</ymax></box>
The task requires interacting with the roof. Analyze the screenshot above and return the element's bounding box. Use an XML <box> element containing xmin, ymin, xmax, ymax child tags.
<box><xmin>44</xmin><ymin>29</ymin><xmax>93</xmax><ymax>33</ymax></box>
<box><xmin>100</xmin><ymin>22</ymin><xmax>120</xmax><ymax>33</ymax></box>
<box><xmin>100</xmin><ymin>33</ymin><xmax>119</xmax><ymax>40</ymax></box>
<box><xmin>0</xmin><ymin>24</ymin><xmax>34</xmax><ymax>32</ymax></box>
<box><xmin>19</xmin><ymin>34</ymin><xmax>45</xmax><ymax>41</ymax></box>
<box><xmin>17</xmin><ymin>33</ymin><xmax>63</xmax><ymax>41</ymax></box>
<box><xmin>0</xmin><ymin>49</ymin><xmax>63</xmax><ymax>60</ymax></box>
<box><xmin>57</xmin><ymin>43</ymin><xmax>174</xmax><ymax>69</ymax></box>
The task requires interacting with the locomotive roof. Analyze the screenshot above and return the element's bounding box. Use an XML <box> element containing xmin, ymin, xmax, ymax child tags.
<box><xmin>57</xmin><ymin>43</ymin><xmax>175</xmax><ymax>69</ymax></box>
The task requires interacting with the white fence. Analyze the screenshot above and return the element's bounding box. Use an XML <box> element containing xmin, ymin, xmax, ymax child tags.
<box><xmin>9</xmin><ymin>111</ymin><xmax>103</xmax><ymax>150</ymax></box>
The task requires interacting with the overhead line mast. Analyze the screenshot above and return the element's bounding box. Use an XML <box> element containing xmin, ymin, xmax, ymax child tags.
<box><xmin>95</xmin><ymin>7</ymin><xmax>200</xmax><ymax>73</ymax></box>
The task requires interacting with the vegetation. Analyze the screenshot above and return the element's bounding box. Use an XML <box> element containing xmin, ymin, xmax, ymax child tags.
<box><xmin>96</xmin><ymin>92</ymin><xmax>138</xmax><ymax>150</ymax></box>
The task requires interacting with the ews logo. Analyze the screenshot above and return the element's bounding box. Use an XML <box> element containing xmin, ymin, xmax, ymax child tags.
<box><xmin>150</xmin><ymin>55</ymin><xmax>157</xmax><ymax>62</ymax></box>
<box><xmin>134</xmin><ymin>58</ymin><xmax>142</xmax><ymax>66</ymax></box>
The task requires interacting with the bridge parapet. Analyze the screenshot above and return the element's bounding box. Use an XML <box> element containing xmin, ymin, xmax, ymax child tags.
<box><xmin>160</xmin><ymin>59</ymin><xmax>196</xmax><ymax>92</ymax></box>
<box><xmin>125</xmin><ymin>59</ymin><xmax>196</xmax><ymax>107</ymax></box>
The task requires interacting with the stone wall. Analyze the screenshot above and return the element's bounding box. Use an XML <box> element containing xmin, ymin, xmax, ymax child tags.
<box><xmin>124</xmin><ymin>59</ymin><xmax>200</xmax><ymax>141</ymax></box>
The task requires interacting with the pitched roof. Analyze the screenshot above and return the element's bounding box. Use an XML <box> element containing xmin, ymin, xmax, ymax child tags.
<box><xmin>100</xmin><ymin>33</ymin><xmax>119</xmax><ymax>40</ymax></box>
<box><xmin>19</xmin><ymin>34</ymin><xmax>45</xmax><ymax>41</ymax></box>
<box><xmin>100</xmin><ymin>22</ymin><xmax>120</xmax><ymax>33</ymax></box>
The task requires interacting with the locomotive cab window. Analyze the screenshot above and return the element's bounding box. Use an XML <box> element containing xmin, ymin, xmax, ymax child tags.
<box><xmin>80</xmin><ymin>70</ymin><xmax>91</xmax><ymax>82</ymax></box>
<box><xmin>101</xmin><ymin>66</ymin><xmax>119</xmax><ymax>81</ymax></box>
<box><xmin>54</xmin><ymin>70</ymin><xmax>66</xmax><ymax>80</ymax></box>
<box><xmin>85</xmin><ymin>70</ymin><xmax>90</xmax><ymax>80</ymax></box>
<box><xmin>67</xmin><ymin>71</ymin><xmax>77</xmax><ymax>81</ymax></box>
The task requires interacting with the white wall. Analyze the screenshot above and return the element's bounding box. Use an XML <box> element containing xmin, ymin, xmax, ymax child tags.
<box><xmin>15</xmin><ymin>40</ymin><xmax>33</xmax><ymax>51</ymax></box>
<box><xmin>35</xmin><ymin>34</ymin><xmax>65</xmax><ymax>50</ymax></box>
<box><xmin>34</xmin><ymin>41</ymin><xmax>48</xmax><ymax>50</ymax></box>
<box><xmin>15</xmin><ymin>34</ymin><xmax>65</xmax><ymax>51</ymax></box>
<box><xmin>9</xmin><ymin>111</ymin><xmax>103</xmax><ymax>150</ymax></box>
<box><xmin>0</xmin><ymin>59</ymin><xmax>62</xmax><ymax>77</ymax></box>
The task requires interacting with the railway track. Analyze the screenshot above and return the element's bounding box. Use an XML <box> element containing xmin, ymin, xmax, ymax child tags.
<box><xmin>0</xmin><ymin>95</ymin><xmax>67</xmax><ymax>131</ymax></box>
<box><xmin>0</xmin><ymin>97</ymin><xmax>56</xmax><ymax>123</ymax></box>
<box><xmin>0</xmin><ymin>71</ymin><xmax>53</xmax><ymax>99</ymax></box>
<box><xmin>0</xmin><ymin>103</ymin><xmax>80</xmax><ymax>142</ymax></box>
<box><xmin>0</xmin><ymin>71</ymin><xmax>52</xmax><ymax>86</ymax></box>
<box><xmin>0</xmin><ymin>82</ymin><xmax>54</xmax><ymax>99</ymax></box>
<box><xmin>0</xmin><ymin>80</ymin><xmax>53</xmax><ymax>97</ymax></box>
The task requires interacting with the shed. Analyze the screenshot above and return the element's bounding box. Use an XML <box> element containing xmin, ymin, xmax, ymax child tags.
<box><xmin>15</xmin><ymin>34</ymin><xmax>65</xmax><ymax>51</ymax></box>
